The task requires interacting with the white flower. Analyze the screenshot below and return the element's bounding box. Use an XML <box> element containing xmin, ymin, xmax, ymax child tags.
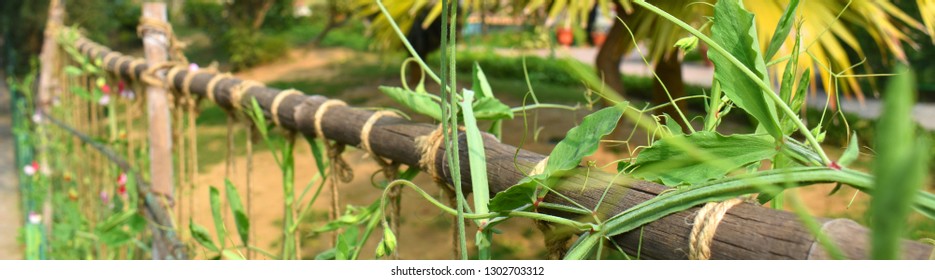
<box><xmin>189</xmin><ymin>63</ymin><xmax>199</xmax><ymax>72</ymax></box>
<box><xmin>98</xmin><ymin>94</ymin><xmax>110</xmax><ymax>106</ymax></box>
<box><xmin>28</xmin><ymin>212</ymin><xmax>41</xmax><ymax>224</ymax></box>
<box><xmin>23</xmin><ymin>164</ymin><xmax>36</xmax><ymax>176</ymax></box>
<box><xmin>31</xmin><ymin>113</ymin><xmax>43</xmax><ymax>124</ymax></box>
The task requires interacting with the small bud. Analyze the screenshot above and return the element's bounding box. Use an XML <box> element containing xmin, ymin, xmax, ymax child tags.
<box><xmin>382</xmin><ymin>226</ymin><xmax>397</xmax><ymax>253</ymax></box>
<box><xmin>674</xmin><ymin>36</ymin><xmax>699</xmax><ymax>53</ymax></box>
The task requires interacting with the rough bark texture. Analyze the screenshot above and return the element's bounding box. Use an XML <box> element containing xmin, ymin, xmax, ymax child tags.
<box><xmin>69</xmin><ymin>36</ymin><xmax>935</xmax><ymax>260</ymax></box>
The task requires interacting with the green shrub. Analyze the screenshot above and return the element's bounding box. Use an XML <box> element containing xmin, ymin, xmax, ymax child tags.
<box><xmin>224</xmin><ymin>28</ymin><xmax>289</xmax><ymax>70</ymax></box>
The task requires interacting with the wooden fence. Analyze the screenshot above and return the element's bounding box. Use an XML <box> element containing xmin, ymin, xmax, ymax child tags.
<box><xmin>37</xmin><ymin>2</ymin><xmax>934</xmax><ymax>260</ymax></box>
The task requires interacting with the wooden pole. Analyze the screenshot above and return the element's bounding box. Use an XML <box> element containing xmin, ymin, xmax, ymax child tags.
<box><xmin>69</xmin><ymin>37</ymin><xmax>935</xmax><ymax>260</ymax></box>
<box><xmin>139</xmin><ymin>3</ymin><xmax>177</xmax><ymax>260</ymax></box>
<box><xmin>36</xmin><ymin>0</ymin><xmax>65</xmax><ymax>245</ymax></box>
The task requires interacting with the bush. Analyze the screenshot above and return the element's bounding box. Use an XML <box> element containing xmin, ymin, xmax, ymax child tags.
<box><xmin>224</xmin><ymin>27</ymin><xmax>288</xmax><ymax>70</ymax></box>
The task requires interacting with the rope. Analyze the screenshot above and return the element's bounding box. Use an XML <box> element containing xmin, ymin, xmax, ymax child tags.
<box><xmin>165</xmin><ymin>66</ymin><xmax>184</xmax><ymax>92</ymax></box>
<box><xmin>361</xmin><ymin>110</ymin><xmax>403</xmax><ymax>259</ymax></box>
<box><xmin>205</xmin><ymin>73</ymin><xmax>232</xmax><ymax>104</ymax></box>
<box><xmin>114</xmin><ymin>55</ymin><xmax>133</xmax><ymax>78</ymax></box>
<box><xmin>228</xmin><ymin>81</ymin><xmax>265</xmax><ymax>111</ymax></box>
<box><xmin>102</xmin><ymin>51</ymin><xmax>122</xmax><ymax>71</ymax></box>
<box><xmin>139</xmin><ymin>62</ymin><xmax>181</xmax><ymax>88</ymax></box>
<box><xmin>415</xmin><ymin>125</ymin><xmax>465</xmax><ymax>258</ymax></box>
<box><xmin>137</xmin><ymin>17</ymin><xmax>187</xmax><ymax>64</ymax></box>
<box><xmin>314</xmin><ymin>99</ymin><xmax>352</xmax><ymax>247</ymax></box>
<box><xmin>360</xmin><ymin>111</ymin><xmax>400</xmax><ymax>170</ymax></box>
<box><xmin>270</xmin><ymin>89</ymin><xmax>302</xmax><ymax>127</ymax></box>
<box><xmin>181</xmin><ymin>69</ymin><xmax>205</xmax><ymax>97</ymax></box>
<box><xmin>128</xmin><ymin>59</ymin><xmax>145</xmax><ymax>81</ymax></box>
<box><xmin>415</xmin><ymin>125</ymin><xmax>447</xmax><ymax>184</ymax></box>
<box><xmin>688</xmin><ymin>198</ymin><xmax>745</xmax><ymax>260</ymax></box>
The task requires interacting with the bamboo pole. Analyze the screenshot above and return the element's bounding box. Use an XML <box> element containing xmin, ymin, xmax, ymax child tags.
<box><xmin>68</xmin><ymin>36</ymin><xmax>935</xmax><ymax>260</ymax></box>
<box><xmin>139</xmin><ymin>3</ymin><xmax>178</xmax><ymax>260</ymax></box>
<box><xmin>35</xmin><ymin>0</ymin><xmax>66</xmax><ymax>250</ymax></box>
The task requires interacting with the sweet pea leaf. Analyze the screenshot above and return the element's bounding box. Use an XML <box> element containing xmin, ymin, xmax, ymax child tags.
<box><xmin>379</xmin><ymin>86</ymin><xmax>442</xmax><ymax>121</ymax></box>
<box><xmin>709</xmin><ymin>0</ymin><xmax>782</xmax><ymax>140</ymax></box>
<box><xmin>629</xmin><ymin>132</ymin><xmax>777</xmax><ymax>186</ymax></box>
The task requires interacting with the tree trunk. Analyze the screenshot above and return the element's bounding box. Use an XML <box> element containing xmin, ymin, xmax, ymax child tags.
<box><xmin>594</xmin><ymin>4</ymin><xmax>634</xmax><ymax>103</ymax></box>
<box><xmin>311</xmin><ymin>0</ymin><xmax>346</xmax><ymax>45</ymax></box>
<box><xmin>653</xmin><ymin>50</ymin><xmax>688</xmax><ymax>129</ymax></box>
<box><xmin>251</xmin><ymin>0</ymin><xmax>276</xmax><ymax>30</ymax></box>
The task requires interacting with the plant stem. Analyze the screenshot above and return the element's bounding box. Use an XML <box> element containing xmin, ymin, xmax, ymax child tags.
<box><xmin>632</xmin><ymin>0</ymin><xmax>831</xmax><ymax>165</ymax></box>
<box><xmin>439</xmin><ymin>0</ymin><xmax>468</xmax><ymax>260</ymax></box>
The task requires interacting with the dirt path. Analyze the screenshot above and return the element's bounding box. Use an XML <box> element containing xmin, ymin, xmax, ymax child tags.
<box><xmin>0</xmin><ymin>73</ymin><xmax>23</xmax><ymax>259</ymax></box>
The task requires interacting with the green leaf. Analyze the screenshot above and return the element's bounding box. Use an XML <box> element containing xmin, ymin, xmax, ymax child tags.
<box><xmin>315</xmin><ymin>248</ymin><xmax>336</xmax><ymax>260</ymax></box>
<box><xmin>98</xmin><ymin>228</ymin><xmax>133</xmax><ymax>247</ymax></box>
<box><xmin>64</xmin><ymin>65</ymin><xmax>83</xmax><ymax>76</ymax></box>
<box><xmin>221</xmin><ymin>249</ymin><xmax>245</xmax><ymax>260</ymax></box>
<box><xmin>472</xmin><ymin>97</ymin><xmax>513</xmax><ymax>120</ymax></box>
<box><xmin>472</xmin><ymin>63</ymin><xmax>494</xmax><ymax>98</ymax></box>
<box><xmin>488</xmin><ymin>181</ymin><xmax>537</xmax><ymax>212</ymax></box>
<box><xmin>460</xmin><ymin>89</ymin><xmax>491</xmax><ymax>219</ymax></box>
<box><xmin>708</xmin><ymin>0</ymin><xmax>782</xmax><ymax>140</ymax></box>
<box><xmin>871</xmin><ymin>65</ymin><xmax>928</xmax><ymax>260</ymax></box>
<box><xmin>209</xmin><ymin>186</ymin><xmax>228</xmax><ymax>249</ymax></box>
<box><xmin>763</xmin><ymin>0</ymin><xmax>800</xmax><ymax>62</ymax></box>
<box><xmin>838</xmin><ymin>133</ymin><xmax>859</xmax><ymax>167</ymax></box>
<box><xmin>307</xmin><ymin>137</ymin><xmax>327</xmax><ymax>178</ymax></box>
<box><xmin>70</xmin><ymin>86</ymin><xmax>93</xmax><ymax>101</ymax></box>
<box><xmin>778</xmin><ymin>26</ymin><xmax>802</xmax><ymax>135</ymax></box>
<box><xmin>189</xmin><ymin>219</ymin><xmax>219</xmax><ymax>252</ymax></box>
<box><xmin>663</xmin><ymin>113</ymin><xmax>684</xmax><ymax>136</ymax></box>
<box><xmin>335</xmin><ymin>227</ymin><xmax>359</xmax><ymax>260</ymax></box>
<box><xmin>616</xmin><ymin>161</ymin><xmax>630</xmax><ymax>173</ymax></box>
<box><xmin>545</xmin><ymin>106</ymin><xmax>623</xmax><ymax>174</ymax></box>
<box><xmin>489</xmin><ymin>106</ymin><xmax>623</xmax><ymax>212</ymax></box>
<box><xmin>225</xmin><ymin>180</ymin><xmax>250</xmax><ymax>246</ymax></box>
<box><xmin>248</xmin><ymin>97</ymin><xmax>269</xmax><ymax>139</ymax></box>
<box><xmin>563</xmin><ymin>231</ymin><xmax>600</xmax><ymax>260</ymax></box>
<box><xmin>314</xmin><ymin>204</ymin><xmax>375</xmax><ymax>233</ymax></box>
<box><xmin>629</xmin><ymin>132</ymin><xmax>778</xmax><ymax>186</ymax></box>
<box><xmin>379</xmin><ymin>86</ymin><xmax>442</xmax><ymax>121</ymax></box>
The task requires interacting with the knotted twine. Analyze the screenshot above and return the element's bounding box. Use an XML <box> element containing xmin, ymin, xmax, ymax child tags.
<box><xmin>360</xmin><ymin>111</ymin><xmax>402</xmax><ymax>258</ymax></box>
<box><xmin>308</xmin><ymin>99</ymin><xmax>354</xmax><ymax>247</ymax></box>
<box><xmin>414</xmin><ymin>125</ymin><xmax>465</xmax><ymax>259</ymax></box>
<box><xmin>688</xmin><ymin>198</ymin><xmax>746</xmax><ymax>260</ymax></box>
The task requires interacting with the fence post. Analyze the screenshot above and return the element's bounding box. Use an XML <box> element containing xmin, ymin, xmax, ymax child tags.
<box><xmin>36</xmin><ymin>0</ymin><xmax>65</xmax><ymax>244</ymax></box>
<box><xmin>139</xmin><ymin>2</ymin><xmax>176</xmax><ymax>260</ymax></box>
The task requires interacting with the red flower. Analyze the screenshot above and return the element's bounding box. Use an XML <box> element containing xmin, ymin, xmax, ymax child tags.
<box><xmin>117</xmin><ymin>81</ymin><xmax>125</xmax><ymax>94</ymax></box>
<box><xmin>117</xmin><ymin>173</ymin><xmax>128</xmax><ymax>196</ymax></box>
<box><xmin>101</xmin><ymin>84</ymin><xmax>111</xmax><ymax>94</ymax></box>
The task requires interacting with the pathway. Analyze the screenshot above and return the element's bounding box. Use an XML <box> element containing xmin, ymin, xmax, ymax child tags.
<box><xmin>494</xmin><ymin>46</ymin><xmax>935</xmax><ymax>131</ymax></box>
<box><xmin>0</xmin><ymin>72</ymin><xmax>22</xmax><ymax>260</ymax></box>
